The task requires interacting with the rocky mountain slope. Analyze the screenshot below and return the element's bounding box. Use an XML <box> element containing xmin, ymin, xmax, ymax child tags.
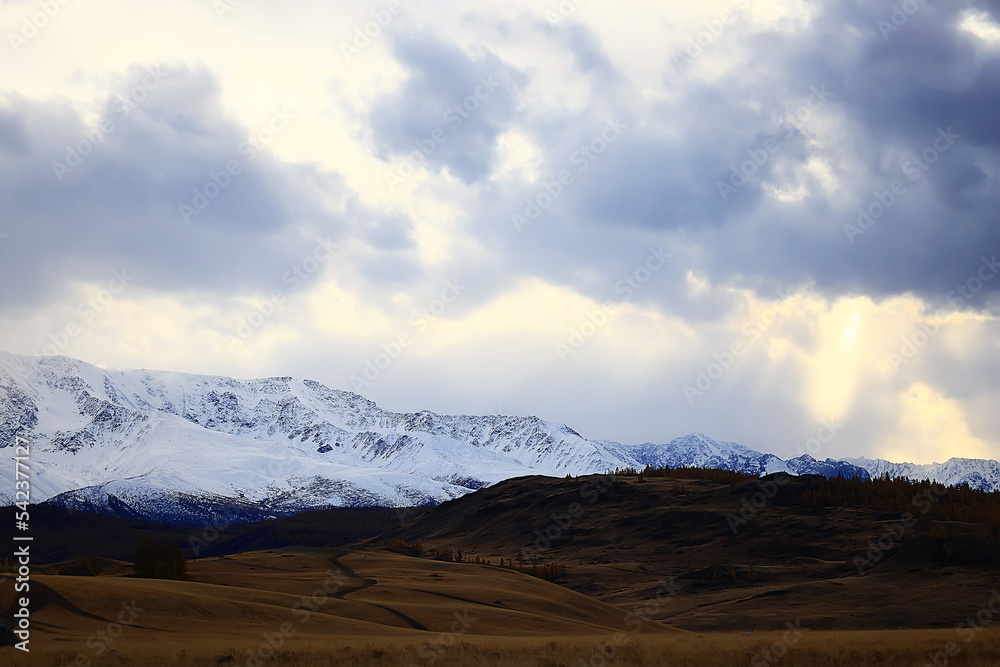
<box><xmin>0</xmin><ymin>353</ymin><xmax>995</xmax><ymax>523</ymax></box>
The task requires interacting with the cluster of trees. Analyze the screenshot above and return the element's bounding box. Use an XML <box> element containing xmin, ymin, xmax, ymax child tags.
<box><xmin>275</xmin><ymin>507</ymin><xmax>422</xmax><ymax>545</ymax></box>
<box><xmin>701</xmin><ymin>564</ymin><xmax>759</xmax><ymax>587</ymax></box>
<box><xmin>134</xmin><ymin>539</ymin><xmax>187</xmax><ymax>580</ymax></box>
<box><xmin>498</xmin><ymin>555</ymin><xmax>564</xmax><ymax>581</ymax></box>
<box><xmin>431</xmin><ymin>546</ymin><xmax>471</xmax><ymax>563</ymax></box>
<box><xmin>615</xmin><ymin>465</ymin><xmax>1000</xmax><ymax>532</ymax></box>
<box><xmin>392</xmin><ymin>540</ymin><xmax>565</xmax><ymax>582</ymax></box>
<box><xmin>388</xmin><ymin>539</ymin><xmax>426</xmax><ymax>556</ymax></box>
<box><xmin>614</xmin><ymin>465</ymin><xmax>758</xmax><ymax>485</ymax></box>
<box><xmin>792</xmin><ymin>474</ymin><xmax>1000</xmax><ymax>529</ymax></box>
<box><xmin>448</xmin><ymin>549</ymin><xmax>565</xmax><ymax>581</ymax></box>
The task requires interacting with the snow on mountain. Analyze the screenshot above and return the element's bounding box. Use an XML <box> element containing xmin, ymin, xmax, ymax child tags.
<box><xmin>605</xmin><ymin>435</ymin><xmax>870</xmax><ymax>480</ymax></box>
<box><xmin>784</xmin><ymin>455</ymin><xmax>871</xmax><ymax>480</ymax></box>
<box><xmin>0</xmin><ymin>353</ymin><xmax>996</xmax><ymax>524</ymax></box>
<box><xmin>845</xmin><ymin>457</ymin><xmax>1000</xmax><ymax>492</ymax></box>
<box><xmin>0</xmin><ymin>353</ymin><xmax>626</xmax><ymax>522</ymax></box>
<box><xmin>607</xmin><ymin>433</ymin><xmax>785</xmax><ymax>475</ymax></box>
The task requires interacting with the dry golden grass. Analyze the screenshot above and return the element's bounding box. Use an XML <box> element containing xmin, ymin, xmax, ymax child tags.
<box><xmin>4</xmin><ymin>548</ymin><xmax>1000</xmax><ymax>666</ymax></box>
<box><xmin>8</xmin><ymin>630</ymin><xmax>1000</xmax><ymax>666</ymax></box>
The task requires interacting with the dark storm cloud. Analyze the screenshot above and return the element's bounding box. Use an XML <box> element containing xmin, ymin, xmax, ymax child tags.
<box><xmin>558</xmin><ymin>22</ymin><xmax>627</xmax><ymax>90</ymax></box>
<box><xmin>0</xmin><ymin>108</ymin><xmax>30</xmax><ymax>154</ymax></box>
<box><xmin>0</xmin><ymin>65</ymin><xmax>414</xmax><ymax>308</ymax></box>
<box><xmin>437</xmin><ymin>0</ymin><xmax>1000</xmax><ymax>314</ymax></box>
<box><xmin>367</xmin><ymin>32</ymin><xmax>524</xmax><ymax>184</ymax></box>
<box><xmin>710</xmin><ymin>0</ymin><xmax>1000</xmax><ymax>306</ymax></box>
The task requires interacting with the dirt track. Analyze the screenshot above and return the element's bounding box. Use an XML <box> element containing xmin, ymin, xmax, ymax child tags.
<box><xmin>325</xmin><ymin>550</ymin><xmax>429</xmax><ymax>631</ymax></box>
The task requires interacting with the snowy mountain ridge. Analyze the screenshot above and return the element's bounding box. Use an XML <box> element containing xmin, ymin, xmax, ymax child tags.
<box><xmin>0</xmin><ymin>353</ymin><xmax>996</xmax><ymax>524</ymax></box>
<box><xmin>845</xmin><ymin>456</ymin><xmax>1000</xmax><ymax>497</ymax></box>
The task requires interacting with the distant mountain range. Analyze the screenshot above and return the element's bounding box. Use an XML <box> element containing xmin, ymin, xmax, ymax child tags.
<box><xmin>1</xmin><ymin>353</ymin><xmax>997</xmax><ymax>524</ymax></box>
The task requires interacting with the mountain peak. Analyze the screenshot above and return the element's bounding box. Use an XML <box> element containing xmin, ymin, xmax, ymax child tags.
<box><xmin>2</xmin><ymin>352</ymin><xmax>999</xmax><ymax>523</ymax></box>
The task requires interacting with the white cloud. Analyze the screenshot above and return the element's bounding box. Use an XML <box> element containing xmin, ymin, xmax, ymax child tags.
<box><xmin>1</xmin><ymin>0</ymin><xmax>998</xmax><ymax>464</ymax></box>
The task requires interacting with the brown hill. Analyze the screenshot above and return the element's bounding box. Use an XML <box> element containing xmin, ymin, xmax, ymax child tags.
<box><xmin>376</xmin><ymin>472</ymin><xmax>1000</xmax><ymax>631</ymax></box>
<box><xmin>0</xmin><ymin>504</ymin><xmax>415</xmax><ymax>563</ymax></box>
<box><xmin>4</xmin><ymin>472</ymin><xmax>1000</xmax><ymax>664</ymax></box>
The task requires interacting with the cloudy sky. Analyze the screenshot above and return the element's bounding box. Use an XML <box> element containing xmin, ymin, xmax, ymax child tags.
<box><xmin>2</xmin><ymin>0</ymin><xmax>999</xmax><ymax>464</ymax></box>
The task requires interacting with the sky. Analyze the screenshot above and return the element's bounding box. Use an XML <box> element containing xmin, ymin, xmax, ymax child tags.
<box><xmin>1</xmin><ymin>0</ymin><xmax>999</xmax><ymax>464</ymax></box>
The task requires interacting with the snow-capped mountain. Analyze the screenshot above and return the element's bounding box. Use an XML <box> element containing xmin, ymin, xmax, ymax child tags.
<box><xmin>845</xmin><ymin>457</ymin><xmax>1000</xmax><ymax>493</ymax></box>
<box><xmin>603</xmin><ymin>434</ymin><xmax>870</xmax><ymax>480</ymax></box>
<box><xmin>0</xmin><ymin>353</ymin><xmax>996</xmax><ymax>524</ymax></box>
<box><xmin>0</xmin><ymin>353</ymin><xmax>626</xmax><ymax>522</ymax></box>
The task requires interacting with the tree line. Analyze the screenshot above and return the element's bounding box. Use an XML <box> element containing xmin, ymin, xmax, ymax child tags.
<box><xmin>134</xmin><ymin>538</ymin><xmax>187</xmax><ymax>580</ymax></box>
<box><xmin>389</xmin><ymin>539</ymin><xmax>565</xmax><ymax>581</ymax></box>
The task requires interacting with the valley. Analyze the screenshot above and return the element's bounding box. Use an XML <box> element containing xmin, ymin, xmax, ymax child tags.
<box><xmin>4</xmin><ymin>468</ymin><xmax>1000</xmax><ymax>665</ymax></box>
